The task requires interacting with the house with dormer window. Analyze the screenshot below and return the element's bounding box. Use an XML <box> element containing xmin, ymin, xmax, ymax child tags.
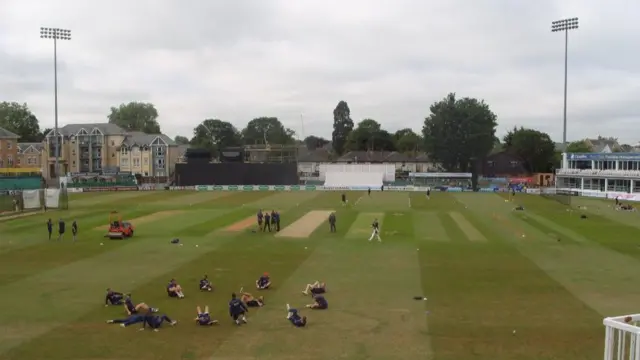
<box><xmin>43</xmin><ymin>123</ymin><xmax>179</xmax><ymax>178</ymax></box>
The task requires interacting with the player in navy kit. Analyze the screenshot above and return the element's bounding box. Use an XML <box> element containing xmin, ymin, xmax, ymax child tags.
<box><xmin>286</xmin><ymin>304</ymin><xmax>307</xmax><ymax>327</ymax></box>
<box><xmin>167</xmin><ymin>279</ymin><xmax>185</xmax><ymax>298</ymax></box>
<box><xmin>105</xmin><ymin>288</ymin><xmax>124</xmax><ymax>306</ymax></box>
<box><xmin>139</xmin><ymin>310</ymin><xmax>177</xmax><ymax>332</ymax></box>
<box><xmin>229</xmin><ymin>293</ymin><xmax>249</xmax><ymax>325</ymax></box>
<box><xmin>302</xmin><ymin>281</ymin><xmax>326</xmax><ymax>296</ymax></box>
<box><xmin>124</xmin><ymin>293</ymin><xmax>158</xmax><ymax>315</ymax></box>
<box><xmin>106</xmin><ymin>314</ymin><xmax>145</xmax><ymax>327</ymax></box>
<box><xmin>199</xmin><ymin>275</ymin><xmax>213</xmax><ymax>291</ymax></box>
<box><xmin>194</xmin><ymin>305</ymin><xmax>218</xmax><ymax>326</ymax></box>
<box><xmin>256</xmin><ymin>272</ymin><xmax>271</xmax><ymax>290</ymax></box>
<box><xmin>306</xmin><ymin>294</ymin><xmax>328</xmax><ymax>310</ymax></box>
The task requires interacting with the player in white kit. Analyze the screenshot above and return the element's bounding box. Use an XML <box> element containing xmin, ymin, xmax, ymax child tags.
<box><xmin>368</xmin><ymin>218</ymin><xmax>382</xmax><ymax>242</ymax></box>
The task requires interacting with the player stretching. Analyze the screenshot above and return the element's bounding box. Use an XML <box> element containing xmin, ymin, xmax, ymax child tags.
<box><xmin>368</xmin><ymin>218</ymin><xmax>381</xmax><ymax>242</ymax></box>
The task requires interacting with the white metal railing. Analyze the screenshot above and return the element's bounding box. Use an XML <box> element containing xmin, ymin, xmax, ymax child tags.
<box><xmin>557</xmin><ymin>169</ymin><xmax>640</xmax><ymax>178</ymax></box>
<box><xmin>603</xmin><ymin>314</ymin><xmax>640</xmax><ymax>360</ymax></box>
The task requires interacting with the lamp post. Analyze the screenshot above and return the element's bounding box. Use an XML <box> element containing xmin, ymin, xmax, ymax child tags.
<box><xmin>40</xmin><ymin>27</ymin><xmax>71</xmax><ymax>180</ymax></box>
<box><xmin>551</xmin><ymin>17</ymin><xmax>579</xmax><ymax>147</ymax></box>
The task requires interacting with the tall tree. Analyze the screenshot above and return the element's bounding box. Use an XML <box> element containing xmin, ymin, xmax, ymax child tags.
<box><xmin>503</xmin><ymin>127</ymin><xmax>556</xmax><ymax>173</ymax></box>
<box><xmin>394</xmin><ymin>128</ymin><xmax>422</xmax><ymax>153</ymax></box>
<box><xmin>0</xmin><ymin>102</ymin><xmax>42</xmax><ymax>142</ymax></box>
<box><xmin>346</xmin><ymin>119</ymin><xmax>396</xmax><ymax>151</ymax></box>
<box><xmin>174</xmin><ymin>135</ymin><xmax>190</xmax><ymax>145</ymax></box>
<box><xmin>423</xmin><ymin>93</ymin><xmax>497</xmax><ymax>186</ymax></box>
<box><xmin>108</xmin><ymin>102</ymin><xmax>161</xmax><ymax>133</ymax></box>
<box><xmin>241</xmin><ymin>117</ymin><xmax>295</xmax><ymax>145</ymax></box>
<box><xmin>190</xmin><ymin>119</ymin><xmax>242</xmax><ymax>156</ymax></box>
<box><xmin>303</xmin><ymin>135</ymin><xmax>330</xmax><ymax>150</ymax></box>
<box><xmin>332</xmin><ymin>101</ymin><xmax>354</xmax><ymax>155</ymax></box>
<box><xmin>565</xmin><ymin>140</ymin><xmax>592</xmax><ymax>153</ymax></box>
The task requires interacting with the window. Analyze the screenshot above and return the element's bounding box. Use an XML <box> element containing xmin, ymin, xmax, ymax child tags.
<box><xmin>111</xmin><ymin>140</ymin><xmax>115</xmax><ymax>146</ymax></box>
<box><xmin>7</xmin><ymin>141</ymin><xmax>12</xmax><ymax>149</ymax></box>
<box><xmin>83</xmin><ymin>160</ymin><xmax>89</xmax><ymax>166</ymax></box>
<box><xmin>121</xmin><ymin>158</ymin><xmax>129</xmax><ymax>165</ymax></box>
<box><xmin>17</xmin><ymin>158</ymin><xmax>21</xmax><ymax>165</ymax></box>
<box><xmin>133</xmin><ymin>158</ymin><xmax>140</xmax><ymax>167</ymax></box>
<box><xmin>121</xmin><ymin>147</ymin><xmax>128</xmax><ymax>155</ymax></box>
<box><xmin>72</xmin><ymin>149</ymin><xmax>76</xmax><ymax>156</ymax></box>
<box><xmin>144</xmin><ymin>158</ymin><xmax>149</xmax><ymax>165</ymax></box>
<box><xmin>27</xmin><ymin>157</ymin><xmax>36</xmax><ymax>165</ymax></box>
<box><xmin>8</xmin><ymin>155</ymin><xmax>13</xmax><ymax>166</ymax></box>
<box><xmin>72</xmin><ymin>161</ymin><xmax>76</xmax><ymax>165</ymax></box>
<box><xmin>0</xmin><ymin>157</ymin><xmax>3</xmax><ymax>167</ymax></box>
<box><xmin>155</xmin><ymin>146</ymin><xmax>165</xmax><ymax>156</ymax></box>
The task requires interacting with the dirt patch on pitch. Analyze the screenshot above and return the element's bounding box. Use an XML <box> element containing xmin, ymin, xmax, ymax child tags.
<box><xmin>92</xmin><ymin>210</ymin><xmax>184</xmax><ymax>230</ymax></box>
<box><xmin>276</xmin><ymin>210</ymin><xmax>333</xmax><ymax>238</ymax></box>
<box><xmin>224</xmin><ymin>216</ymin><xmax>256</xmax><ymax>232</ymax></box>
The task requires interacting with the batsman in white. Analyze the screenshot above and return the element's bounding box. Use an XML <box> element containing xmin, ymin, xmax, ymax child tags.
<box><xmin>368</xmin><ymin>218</ymin><xmax>382</xmax><ymax>242</ymax></box>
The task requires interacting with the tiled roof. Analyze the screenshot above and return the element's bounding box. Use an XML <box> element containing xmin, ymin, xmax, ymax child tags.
<box><xmin>0</xmin><ymin>127</ymin><xmax>19</xmax><ymax>138</ymax></box>
<box><xmin>18</xmin><ymin>143</ymin><xmax>44</xmax><ymax>153</ymax></box>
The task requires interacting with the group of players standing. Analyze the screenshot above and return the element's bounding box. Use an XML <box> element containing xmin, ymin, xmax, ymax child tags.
<box><xmin>257</xmin><ymin>209</ymin><xmax>281</xmax><ymax>232</ymax></box>
<box><xmin>103</xmin><ymin>273</ymin><xmax>329</xmax><ymax>331</ymax></box>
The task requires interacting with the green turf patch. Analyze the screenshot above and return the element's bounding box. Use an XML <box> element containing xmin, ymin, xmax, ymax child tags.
<box><xmin>413</xmin><ymin>211</ymin><xmax>449</xmax><ymax>241</ymax></box>
<box><xmin>448</xmin><ymin>211</ymin><xmax>487</xmax><ymax>242</ymax></box>
<box><xmin>345</xmin><ymin>212</ymin><xmax>385</xmax><ymax>239</ymax></box>
<box><xmin>381</xmin><ymin>211</ymin><xmax>413</xmax><ymax>240</ymax></box>
<box><xmin>417</xmin><ymin>238</ymin><xmax>603</xmax><ymax>360</ymax></box>
<box><xmin>3</xmin><ymin>231</ymin><xmax>314</xmax><ymax>360</ymax></box>
<box><xmin>211</xmin><ymin>235</ymin><xmax>431</xmax><ymax>359</ymax></box>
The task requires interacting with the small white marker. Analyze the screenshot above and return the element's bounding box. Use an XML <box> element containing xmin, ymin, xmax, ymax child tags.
<box><xmin>100</xmin><ymin>243</ymin><xmax>104</xmax><ymax>246</ymax></box>
<box><xmin>195</xmin><ymin>245</ymin><xmax>199</xmax><ymax>247</ymax></box>
<box><xmin>304</xmin><ymin>247</ymin><xmax>308</xmax><ymax>249</ymax></box>
<box><xmin>522</xmin><ymin>234</ymin><xmax>526</xmax><ymax>238</ymax></box>
<box><xmin>513</xmin><ymin>330</ymin><xmax>516</xmax><ymax>335</ymax></box>
<box><xmin>417</xmin><ymin>248</ymin><xmax>420</xmax><ymax>251</ymax></box>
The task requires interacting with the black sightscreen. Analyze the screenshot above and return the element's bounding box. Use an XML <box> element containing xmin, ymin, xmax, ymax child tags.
<box><xmin>175</xmin><ymin>163</ymin><xmax>299</xmax><ymax>186</ymax></box>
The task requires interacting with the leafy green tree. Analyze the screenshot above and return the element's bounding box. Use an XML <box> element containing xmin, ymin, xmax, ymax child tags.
<box><xmin>108</xmin><ymin>102</ymin><xmax>161</xmax><ymax>133</ymax></box>
<box><xmin>39</xmin><ymin>128</ymin><xmax>52</xmax><ymax>142</ymax></box>
<box><xmin>346</xmin><ymin>119</ymin><xmax>396</xmax><ymax>151</ymax></box>
<box><xmin>190</xmin><ymin>119</ymin><xmax>242</xmax><ymax>156</ymax></box>
<box><xmin>0</xmin><ymin>102</ymin><xmax>42</xmax><ymax>142</ymax></box>
<box><xmin>393</xmin><ymin>128</ymin><xmax>422</xmax><ymax>153</ymax></box>
<box><xmin>303</xmin><ymin>135</ymin><xmax>330</xmax><ymax>150</ymax></box>
<box><xmin>422</xmin><ymin>93</ymin><xmax>497</xmax><ymax>186</ymax></box>
<box><xmin>331</xmin><ymin>101</ymin><xmax>354</xmax><ymax>155</ymax></box>
<box><xmin>565</xmin><ymin>140</ymin><xmax>592</xmax><ymax>153</ymax></box>
<box><xmin>503</xmin><ymin>127</ymin><xmax>556</xmax><ymax>173</ymax></box>
<box><xmin>174</xmin><ymin>135</ymin><xmax>190</xmax><ymax>145</ymax></box>
<box><xmin>241</xmin><ymin>117</ymin><xmax>295</xmax><ymax>145</ymax></box>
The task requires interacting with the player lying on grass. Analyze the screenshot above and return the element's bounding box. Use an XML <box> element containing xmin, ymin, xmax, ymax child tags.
<box><xmin>167</xmin><ymin>278</ymin><xmax>185</xmax><ymax>298</ymax></box>
<box><xmin>139</xmin><ymin>310</ymin><xmax>177</xmax><ymax>332</ymax></box>
<box><xmin>105</xmin><ymin>288</ymin><xmax>124</xmax><ymax>306</ymax></box>
<box><xmin>305</xmin><ymin>294</ymin><xmax>328</xmax><ymax>309</ymax></box>
<box><xmin>256</xmin><ymin>273</ymin><xmax>271</xmax><ymax>290</ymax></box>
<box><xmin>240</xmin><ymin>291</ymin><xmax>265</xmax><ymax>307</ymax></box>
<box><xmin>124</xmin><ymin>294</ymin><xmax>158</xmax><ymax>315</ymax></box>
<box><xmin>106</xmin><ymin>314</ymin><xmax>145</xmax><ymax>327</ymax></box>
<box><xmin>200</xmin><ymin>275</ymin><xmax>213</xmax><ymax>291</ymax></box>
<box><xmin>302</xmin><ymin>281</ymin><xmax>326</xmax><ymax>296</ymax></box>
<box><xmin>194</xmin><ymin>306</ymin><xmax>219</xmax><ymax>326</ymax></box>
<box><xmin>286</xmin><ymin>304</ymin><xmax>307</xmax><ymax>327</ymax></box>
<box><xmin>229</xmin><ymin>293</ymin><xmax>249</xmax><ymax>325</ymax></box>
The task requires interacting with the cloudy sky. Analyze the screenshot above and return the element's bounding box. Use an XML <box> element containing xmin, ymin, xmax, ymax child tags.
<box><xmin>1</xmin><ymin>0</ymin><xmax>638</xmax><ymax>144</ymax></box>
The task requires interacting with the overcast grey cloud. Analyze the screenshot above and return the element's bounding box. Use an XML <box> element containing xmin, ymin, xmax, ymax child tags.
<box><xmin>1</xmin><ymin>0</ymin><xmax>639</xmax><ymax>143</ymax></box>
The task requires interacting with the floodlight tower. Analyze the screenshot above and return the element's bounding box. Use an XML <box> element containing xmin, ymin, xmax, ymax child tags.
<box><xmin>551</xmin><ymin>17</ymin><xmax>579</xmax><ymax>147</ymax></box>
<box><xmin>40</xmin><ymin>27</ymin><xmax>71</xmax><ymax>180</ymax></box>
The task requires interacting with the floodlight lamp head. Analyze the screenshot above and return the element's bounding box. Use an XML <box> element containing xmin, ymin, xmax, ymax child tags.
<box><xmin>40</xmin><ymin>27</ymin><xmax>72</xmax><ymax>40</ymax></box>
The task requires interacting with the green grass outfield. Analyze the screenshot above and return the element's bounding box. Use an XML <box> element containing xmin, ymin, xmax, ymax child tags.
<box><xmin>0</xmin><ymin>190</ymin><xmax>637</xmax><ymax>360</ymax></box>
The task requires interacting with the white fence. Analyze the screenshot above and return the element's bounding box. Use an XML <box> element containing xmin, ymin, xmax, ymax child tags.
<box><xmin>603</xmin><ymin>314</ymin><xmax>640</xmax><ymax>360</ymax></box>
<box><xmin>324</xmin><ymin>171</ymin><xmax>384</xmax><ymax>188</ymax></box>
